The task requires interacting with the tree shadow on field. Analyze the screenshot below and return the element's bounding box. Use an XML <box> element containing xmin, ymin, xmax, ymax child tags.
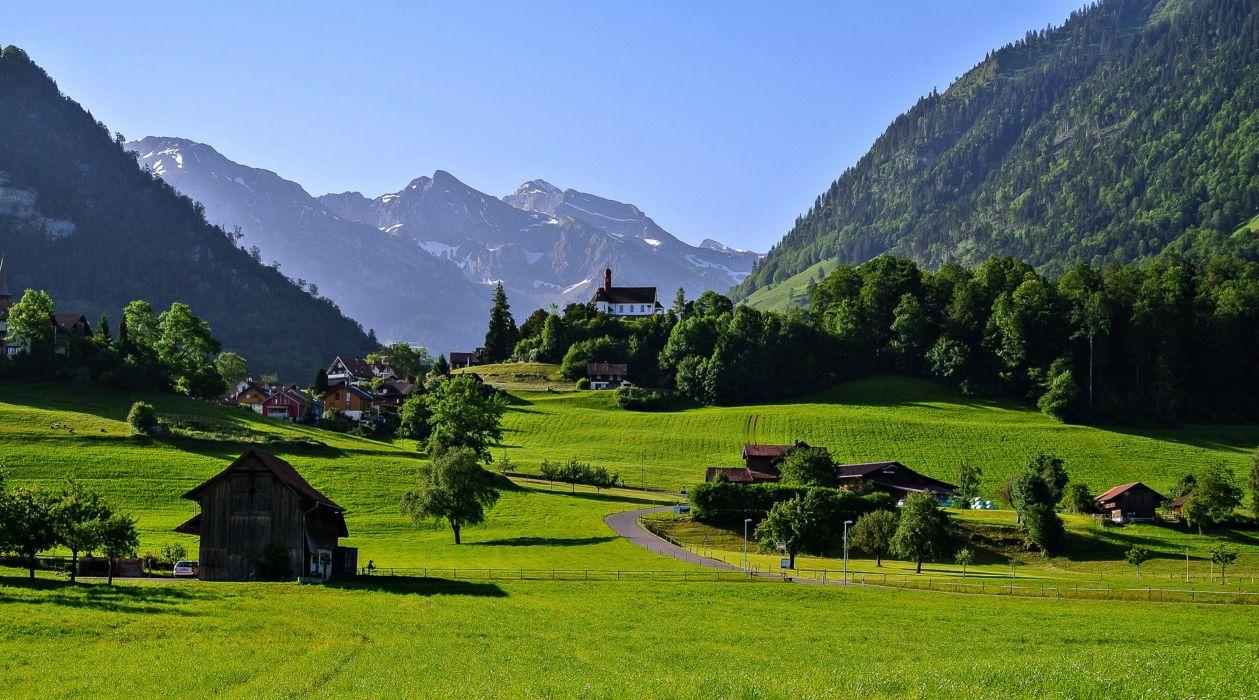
<box><xmin>0</xmin><ymin>576</ymin><xmax>212</xmax><ymax>615</ymax></box>
<box><xmin>326</xmin><ymin>576</ymin><xmax>507</xmax><ymax>597</ymax></box>
<box><xmin>466</xmin><ymin>536</ymin><xmax>617</xmax><ymax>547</ymax></box>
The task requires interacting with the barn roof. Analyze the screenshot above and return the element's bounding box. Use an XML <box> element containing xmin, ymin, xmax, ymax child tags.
<box><xmin>182</xmin><ymin>447</ymin><xmax>343</xmax><ymax>510</ymax></box>
<box><xmin>704</xmin><ymin>466</ymin><xmax>780</xmax><ymax>483</ymax></box>
<box><xmin>1095</xmin><ymin>482</ymin><xmax>1163</xmax><ymax>503</ymax></box>
<box><xmin>836</xmin><ymin>461</ymin><xmax>957</xmax><ymax>494</ymax></box>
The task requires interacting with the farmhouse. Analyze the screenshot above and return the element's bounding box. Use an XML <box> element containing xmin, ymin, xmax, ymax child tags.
<box><xmin>703</xmin><ymin>466</ymin><xmax>780</xmax><ymax>484</ymax></box>
<box><xmin>322</xmin><ymin>383</ymin><xmax>378</xmax><ymax>421</ymax></box>
<box><xmin>590</xmin><ymin>267</ymin><xmax>664</xmax><ymax>317</ymax></box>
<box><xmin>587</xmin><ymin>362</ymin><xmax>629</xmax><ymax>389</ymax></box>
<box><xmin>836</xmin><ymin>461</ymin><xmax>957</xmax><ymax>500</ymax></box>
<box><xmin>0</xmin><ymin>261</ymin><xmax>93</xmax><ymax>357</ymax></box>
<box><xmin>326</xmin><ymin>355</ymin><xmax>393</xmax><ymax>383</ymax></box>
<box><xmin>704</xmin><ymin>442</ymin><xmax>825</xmax><ymax>484</ymax></box>
<box><xmin>260</xmin><ymin>388</ymin><xmax>308</xmax><ymax>422</ymax></box>
<box><xmin>1095</xmin><ymin>482</ymin><xmax>1164</xmax><ymax>523</ymax></box>
<box><xmin>175</xmin><ymin>447</ymin><xmax>355</xmax><ymax>582</ymax></box>
<box><xmin>449</xmin><ymin>347</ymin><xmax>486</xmax><ymax>369</ymax></box>
<box><xmin>373</xmin><ymin>379</ymin><xmax>413</xmax><ymax>410</ymax></box>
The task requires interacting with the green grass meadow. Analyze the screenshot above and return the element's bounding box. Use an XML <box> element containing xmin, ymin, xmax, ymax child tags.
<box><xmin>497</xmin><ymin>374</ymin><xmax>1259</xmax><ymax>494</ymax></box>
<box><xmin>1</xmin><ymin>574</ymin><xmax>1256</xmax><ymax>698</ymax></box>
<box><xmin>2</xmin><ymin>377</ymin><xmax>1258</xmax><ymax>697</ymax></box>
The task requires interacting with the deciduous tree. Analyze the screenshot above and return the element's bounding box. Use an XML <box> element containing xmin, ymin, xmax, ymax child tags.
<box><xmin>54</xmin><ymin>482</ymin><xmax>111</xmax><ymax>583</ymax></box>
<box><xmin>401</xmin><ymin>447</ymin><xmax>501</xmax><ymax>544</ymax></box>
<box><xmin>849</xmin><ymin>509</ymin><xmax>897</xmax><ymax>566</ymax></box>
<box><xmin>891</xmin><ymin>492</ymin><xmax>951</xmax><ymax>573</ymax></box>
<box><xmin>778</xmin><ymin>447</ymin><xmax>838</xmax><ymax>488</ymax></box>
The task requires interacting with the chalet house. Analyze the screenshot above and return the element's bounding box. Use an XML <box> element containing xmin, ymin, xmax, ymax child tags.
<box><xmin>590</xmin><ymin>268</ymin><xmax>664</xmax><ymax>317</ymax></box>
<box><xmin>326</xmin><ymin>355</ymin><xmax>394</xmax><ymax>383</ymax></box>
<box><xmin>836</xmin><ymin>461</ymin><xmax>957</xmax><ymax>500</ymax></box>
<box><xmin>261</xmin><ymin>388</ymin><xmax>308</xmax><ymax>422</ymax></box>
<box><xmin>1095</xmin><ymin>482</ymin><xmax>1164</xmax><ymax>523</ymax></box>
<box><xmin>175</xmin><ymin>447</ymin><xmax>355</xmax><ymax>582</ymax></box>
<box><xmin>450</xmin><ymin>347</ymin><xmax>486</xmax><ymax>369</ymax></box>
<box><xmin>0</xmin><ymin>258</ymin><xmax>92</xmax><ymax>357</ymax></box>
<box><xmin>703</xmin><ymin>442</ymin><xmax>821</xmax><ymax>484</ymax></box>
<box><xmin>322</xmin><ymin>383</ymin><xmax>378</xmax><ymax>421</ymax></box>
<box><xmin>587</xmin><ymin>362</ymin><xmax>629</xmax><ymax>390</ymax></box>
<box><xmin>231</xmin><ymin>380</ymin><xmax>271</xmax><ymax>412</ymax></box>
<box><xmin>373</xmin><ymin>379</ymin><xmax>413</xmax><ymax>410</ymax></box>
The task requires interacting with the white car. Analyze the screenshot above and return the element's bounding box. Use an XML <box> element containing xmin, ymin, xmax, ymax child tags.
<box><xmin>172</xmin><ymin>560</ymin><xmax>199</xmax><ymax>578</ymax></box>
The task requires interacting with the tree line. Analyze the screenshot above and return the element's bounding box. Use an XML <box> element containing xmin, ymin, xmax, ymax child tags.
<box><xmin>489</xmin><ymin>252</ymin><xmax>1258</xmax><ymax>425</ymax></box>
<box><xmin>1</xmin><ymin>289</ymin><xmax>237</xmax><ymax>401</ymax></box>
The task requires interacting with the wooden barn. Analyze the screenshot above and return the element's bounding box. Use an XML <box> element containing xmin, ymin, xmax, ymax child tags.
<box><xmin>1095</xmin><ymin>482</ymin><xmax>1164</xmax><ymax>523</ymax></box>
<box><xmin>836</xmin><ymin>461</ymin><xmax>957</xmax><ymax>500</ymax></box>
<box><xmin>175</xmin><ymin>447</ymin><xmax>356</xmax><ymax>582</ymax></box>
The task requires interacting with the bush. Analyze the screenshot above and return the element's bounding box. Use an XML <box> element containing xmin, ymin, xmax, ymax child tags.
<box><xmin>614</xmin><ymin>386</ymin><xmax>675</xmax><ymax>411</ymax></box>
<box><xmin>1063</xmin><ymin>482</ymin><xmax>1094</xmax><ymax>514</ymax></box>
<box><xmin>576</xmin><ymin>378</ymin><xmax>591</xmax><ymax>390</ymax></box>
<box><xmin>126</xmin><ymin>401</ymin><xmax>157</xmax><ymax>436</ymax></box>
<box><xmin>254</xmin><ymin>541</ymin><xmax>293</xmax><ymax>581</ymax></box>
<box><xmin>539</xmin><ymin>458</ymin><xmax>619</xmax><ymax>493</ymax></box>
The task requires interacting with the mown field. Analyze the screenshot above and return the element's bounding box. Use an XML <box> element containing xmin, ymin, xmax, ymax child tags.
<box><xmin>495</xmin><ymin>373</ymin><xmax>1259</xmax><ymax>494</ymax></box>
<box><xmin>1</xmin><ymin>573</ymin><xmax>1257</xmax><ymax>698</ymax></box>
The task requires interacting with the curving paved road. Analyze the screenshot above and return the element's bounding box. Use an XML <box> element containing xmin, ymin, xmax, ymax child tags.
<box><xmin>604</xmin><ymin>506</ymin><xmax>743</xmax><ymax>571</ymax></box>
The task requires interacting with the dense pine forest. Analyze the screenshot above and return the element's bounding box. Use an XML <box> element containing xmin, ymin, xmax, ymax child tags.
<box><xmin>0</xmin><ymin>46</ymin><xmax>376</xmax><ymax>379</ymax></box>
<box><xmin>735</xmin><ymin>0</ymin><xmax>1259</xmax><ymax>299</ymax></box>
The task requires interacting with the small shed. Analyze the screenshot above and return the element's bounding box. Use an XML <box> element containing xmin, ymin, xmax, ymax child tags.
<box><xmin>175</xmin><ymin>447</ymin><xmax>355</xmax><ymax>581</ymax></box>
<box><xmin>1095</xmin><ymin>482</ymin><xmax>1165</xmax><ymax>523</ymax></box>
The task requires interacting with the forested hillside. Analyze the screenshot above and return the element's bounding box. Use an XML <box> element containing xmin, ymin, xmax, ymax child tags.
<box><xmin>736</xmin><ymin>0</ymin><xmax>1259</xmax><ymax>300</ymax></box>
<box><xmin>0</xmin><ymin>47</ymin><xmax>376</xmax><ymax>378</ymax></box>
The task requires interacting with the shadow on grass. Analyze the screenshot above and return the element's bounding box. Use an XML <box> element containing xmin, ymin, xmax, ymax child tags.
<box><xmin>326</xmin><ymin>576</ymin><xmax>507</xmax><ymax>597</ymax></box>
<box><xmin>0</xmin><ymin>576</ymin><xmax>213</xmax><ymax>615</ymax></box>
<box><xmin>466</xmin><ymin>536</ymin><xmax>618</xmax><ymax>547</ymax></box>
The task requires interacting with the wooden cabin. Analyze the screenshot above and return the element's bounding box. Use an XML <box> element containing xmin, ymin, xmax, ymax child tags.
<box><xmin>1095</xmin><ymin>482</ymin><xmax>1164</xmax><ymax>523</ymax></box>
<box><xmin>261</xmin><ymin>389</ymin><xmax>308</xmax><ymax>421</ymax></box>
<box><xmin>175</xmin><ymin>448</ymin><xmax>355</xmax><ymax>581</ymax></box>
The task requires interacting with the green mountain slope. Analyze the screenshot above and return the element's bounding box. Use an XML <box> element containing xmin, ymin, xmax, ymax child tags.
<box><xmin>736</xmin><ymin>0</ymin><xmax>1259</xmax><ymax>299</ymax></box>
<box><xmin>0</xmin><ymin>47</ymin><xmax>376</xmax><ymax>378</ymax></box>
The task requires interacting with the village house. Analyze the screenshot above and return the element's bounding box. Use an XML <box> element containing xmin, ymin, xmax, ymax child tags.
<box><xmin>260</xmin><ymin>388</ymin><xmax>308</xmax><ymax>422</ymax></box>
<box><xmin>1095</xmin><ymin>482</ymin><xmax>1164</xmax><ymax>523</ymax></box>
<box><xmin>175</xmin><ymin>447</ymin><xmax>355</xmax><ymax>582</ymax></box>
<box><xmin>373</xmin><ymin>379</ymin><xmax>413</xmax><ymax>410</ymax></box>
<box><xmin>322</xmin><ymin>383</ymin><xmax>378</xmax><ymax>421</ymax></box>
<box><xmin>0</xmin><ymin>258</ymin><xmax>92</xmax><ymax>357</ymax></box>
<box><xmin>326</xmin><ymin>355</ymin><xmax>394</xmax><ymax>384</ymax></box>
<box><xmin>835</xmin><ymin>461</ymin><xmax>957</xmax><ymax>500</ymax></box>
<box><xmin>590</xmin><ymin>267</ymin><xmax>664</xmax><ymax>317</ymax></box>
<box><xmin>586</xmin><ymin>362</ymin><xmax>630</xmax><ymax>390</ymax></box>
<box><xmin>229</xmin><ymin>380</ymin><xmax>272</xmax><ymax>412</ymax></box>
<box><xmin>449</xmin><ymin>347</ymin><xmax>486</xmax><ymax>369</ymax></box>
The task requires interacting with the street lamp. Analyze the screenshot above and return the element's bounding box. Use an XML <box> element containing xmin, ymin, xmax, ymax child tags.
<box><xmin>743</xmin><ymin>518</ymin><xmax>754</xmax><ymax>571</ymax></box>
<box><xmin>842</xmin><ymin>520</ymin><xmax>854</xmax><ymax>585</ymax></box>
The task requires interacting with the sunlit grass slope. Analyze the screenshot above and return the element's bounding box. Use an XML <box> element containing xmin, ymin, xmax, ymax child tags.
<box><xmin>0</xmin><ymin>575</ymin><xmax>1255</xmax><ymax>697</ymax></box>
<box><xmin>499</xmin><ymin>375</ymin><xmax>1259</xmax><ymax>493</ymax></box>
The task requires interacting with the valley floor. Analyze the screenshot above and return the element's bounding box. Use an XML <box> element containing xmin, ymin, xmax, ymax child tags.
<box><xmin>2</xmin><ymin>572</ymin><xmax>1257</xmax><ymax>698</ymax></box>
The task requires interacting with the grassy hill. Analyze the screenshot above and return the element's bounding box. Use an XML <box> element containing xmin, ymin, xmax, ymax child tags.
<box><xmin>0</xmin><ymin>381</ymin><xmax>678</xmax><ymax>570</ymax></box>
<box><xmin>741</xmin><ymin>257</ymin><xmax>838</xmax><ymax>311</ymax></box>
<box><xmin>452</xmin><ymin>362</ymin><xmax>573</xmax><ymax>391</ymax></box>
<box><xmin>497</xmin><ymin>374</ymin><xmax>1259</xmax><ymax>494</ymax></box>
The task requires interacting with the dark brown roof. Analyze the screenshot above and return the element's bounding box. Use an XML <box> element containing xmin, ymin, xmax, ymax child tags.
<box><xmin>836</xmin><ymin>461</ymin><xmax>957</xmax><ymax>495</ymax></box>
<box><xmin>1169</xmin><ymin>490</ymin><xmax>1193</xmax><ymax>509</ymax></box>
<box><xmin>742</xmin><ymin>444</ymin><xmax>793</xmax><ymax>458</ymax></box>
<box><xmin>174</xmin><ymin>512</ymin><xmax>201</xmax><ymax>535</ymax></box>
<box><xmin>587</xmin><ymin>362</ymin><xmax>628</xmax><ymax>376</ymax></box>
<box><xmin>704</xmin><ymin>466</ymin><xmax>780</xmax><ymax>484</ymax></box>
<box><xmin>182</xmin><ymin>447</ymin><xmax>343</xmax><ymax>510</ymax></box>
<box><xmin>1095</xmin><ymin>482</ymin><xmax>1164</xmax><ymax>503</ymax></box>
<box><xmin>330</xmin><ymin>356</ymin><xmax>389</xmax><ymax>377</ymax></box>
<box><xmin>53</xmin><ymin>313</ymin><xmax>91</xmax><ymax>334</ymax></box>
<box><xmin>592</xmin><ymin>286</ymin><xmax>658</xmax><ymax>304</ymax></box>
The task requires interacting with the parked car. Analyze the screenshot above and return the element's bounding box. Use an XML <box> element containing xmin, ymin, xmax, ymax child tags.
<box><xmin>172</xmin><ymin>560</ymin><xmax>199</xmax><ymax>578</ymax></box>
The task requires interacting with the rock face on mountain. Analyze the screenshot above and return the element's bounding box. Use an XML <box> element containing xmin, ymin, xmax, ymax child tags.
<box><xmin>127</xmin><ymin>137</ymin><xmax>489</xmax><ymax>353</ymax></box>
<box><xmin>0</xmin><ymin>47</ymin><xmax>376</xmax><ymax>379</ymax></box>
<box><xmin>320</xmin><ymin>174</ymin><xmax>761</xmax><ymax>309</ymax></box>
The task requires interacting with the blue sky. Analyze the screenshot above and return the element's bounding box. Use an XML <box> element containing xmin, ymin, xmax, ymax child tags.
<box><xmin>7</xmin><ymin>1</ymin><xmax>1082</xmax><ymax>251</ymax></box>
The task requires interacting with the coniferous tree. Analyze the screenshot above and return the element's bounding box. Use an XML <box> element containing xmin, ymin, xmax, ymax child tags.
<box><xmin>483</xmin><ymin>283</ymin><xmax>518</xmax><ymax>363</ymax></box>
